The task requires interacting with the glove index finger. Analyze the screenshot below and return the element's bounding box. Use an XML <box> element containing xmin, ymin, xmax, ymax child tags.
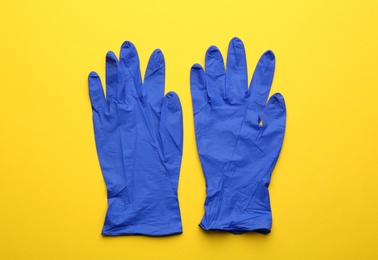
<box><xmin>190</xmin><ymin>63</ymin><xmax>208</xmax><ymax>114</ymax></box>
<box><xmin>247</xmin><ymin>50</ymin><xmax>276</xmax><ymax>125</ymax></box>
<box><xmin>144</xmin><ymin>49</ymin><xmax>165</xmax><ymax>113</ymax></box>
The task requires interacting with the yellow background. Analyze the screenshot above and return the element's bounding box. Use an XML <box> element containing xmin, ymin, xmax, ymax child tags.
<box><xmin>1</xmin><ymin>0</ymin><xmax>378</xmax><ymax>259</ymax></box>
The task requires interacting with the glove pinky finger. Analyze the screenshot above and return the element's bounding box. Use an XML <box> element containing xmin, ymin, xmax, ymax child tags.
<box><xmin>160</xmin><ymin>91</ymin><xmax>183</xmax><ymax>157</ymax></box>
<box><xmin>159</xmin><ymin>91</ymin><xmax>183</xmax><ymax>191</ymax></box>
<box><xmin>88</xmin><ymin>71</ymin><xmax>106</xmax><ymax>111</ymax></box>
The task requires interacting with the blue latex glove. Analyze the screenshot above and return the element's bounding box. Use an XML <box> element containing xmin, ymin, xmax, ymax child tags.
<box><xmin>190</xmin><ymin>38</ymin><xmax>286</xmax><ymax>234</ymax></box>
<box><xmin>89</xmin><ymin>41</ymin><xmax>183</xmax><ymax>236</ymax></box>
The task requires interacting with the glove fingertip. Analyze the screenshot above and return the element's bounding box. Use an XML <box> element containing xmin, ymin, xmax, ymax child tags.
<box><xmin>190</xmin><ymin>64</ymin><xmax>205</xmax><ymax>84</ymax></box>
<box><xmin>231</xmin><ymin>36</ymin><xmax>242</xmax><ymax>43</ymax></box>
<box><xmin>153</xmin><ymin>48</ymin><xmax>163</xmax><ymax>55</ymax></box>
<box><xmin>263</xmin><ymin>50</ymin><xmax>275</xmax><ymax>61</ymax></box>
<box><xmin>191</xmin><ymin>63</ymin><xmax>204</xmax><ymax>70</ymax></box>
<box><xmin>106</xmin><ymin>51</ymin><xmax>118</xmax><ymax>64</ymax></box>
<box><xmin>206</xmin><ymin>45</ymin><xmax>223</xmax><ymax>61</ymax></box>
<box><xmin>145</xmin><ymin>49</ymin><xmax>165</xmax><ymax>78</ymax></box>
<box><xmin>263</xmin><ymin>93</ymin><xmax>286</xmax><ymax>126</ymax></box>
<box><xmin>229</xmin><ymin>37</ymin><xmax>245</xmax><ymax>51</ymax></box>
<box><xmin>121</xmin><ymin>40</ymin><xmax>134</xmax><ymax>50</ymax></box>
<box><xmin>270</xmin><ymin>93</ymin><xmax>286</xmax><ymax>111</ymax></box>
<box><xmin>89</xmin><ymin>71</ymin><xmax>99</xmax><ymax>78</ymax></box>
<box><xmin>165</xmin><ymin>91</ymin><xmax>182</xmax><ymax>113</ymax></box>
<box><xmin>120</xmin><ymin>40</ymin><xmax>139</xmax><ymax>65</ymax></box>
<box><xmin>88</xmin><ymin>71</ymin><xmax>101</xmax><ymax>89</ymax></box>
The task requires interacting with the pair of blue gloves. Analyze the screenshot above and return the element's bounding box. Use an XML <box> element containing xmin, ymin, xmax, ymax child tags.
<box><xmin>88</xmin><ymin>38</ymin><xmax>286</xmax><ymax>236</ymax></box>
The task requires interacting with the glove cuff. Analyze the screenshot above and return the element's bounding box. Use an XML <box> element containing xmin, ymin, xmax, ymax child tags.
<box><xmin>102</xmin><ymin>213</ymin><xmax>182</xmax><ymax>236</ymax></box>
<box><xmin>199</xmin><ymin>213</ymin><xmax>272</xmax><ymax>234</ymax></box>
<box><xmin>101</xmin><ymin>197</ymin><xmax>182</xmax><ymax>236</ymax></box>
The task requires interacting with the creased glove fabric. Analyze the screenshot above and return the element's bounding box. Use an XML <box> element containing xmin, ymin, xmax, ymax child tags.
<box><xmin>190</xmin><ymin>37</ymin><xmax>286</xmax><ymax>234</ymax></box>
<box><xmin>89</xmin><ymin>41</ymin><xmax>183</xmax><ymax>236</ymax></box>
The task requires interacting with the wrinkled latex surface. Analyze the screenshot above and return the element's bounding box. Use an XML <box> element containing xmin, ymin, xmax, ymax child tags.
<box><xmin>190</xmin><ymin>38</ymin><xmax>286</xmax><ymax>234</ymax></box>
<box><xmin>89</xmin><ymin>41</ymin><xmax>183</xmax><ymax>236</ymax></box>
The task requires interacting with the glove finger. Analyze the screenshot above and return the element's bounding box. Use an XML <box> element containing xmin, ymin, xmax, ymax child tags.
<box><xmin>144</xmin><ymin>49</ymin><xmax>165</xmax><ymax>114</ymax></box>
<box><xmin>259</xmin><ymin>93</ymin><xmax>286</xmax><ymax>150</ymax></box>
<box><xmin>105</xmin><ymin>51</ymin><xmax>119</xmax><ymax>106</ymax></box>
<box><xmin>247</xmin><ymin>50</ymin><xmax>276</xmax><ymax>125</ymax></box>
<box><xmin>205</xmin><ymin>46</ymin><xmax>225</xmax><ymax>102</ymax></box>
<box><xmin>88</xmin><ymin>71</ymin><xmax>106</xmax><ymax>111</ymax></box>
<box><xmin>225</xmin><ymin>37</ymin><xmax>248</xmax><ymax>102</ymax></box>
<box><xmin>159</xmin><ymin>92</ymin><xmax>183</xmax><ymax>191</ymax></box>
<box><xmin>190</xmin><ymin>63</ymin><xmax>208</xmax><ymax>114</ymax></box>
<box><xmin>120</xmin><ymin>41</ymin><xmax>142</xmax><ymax>99</ymax></box>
